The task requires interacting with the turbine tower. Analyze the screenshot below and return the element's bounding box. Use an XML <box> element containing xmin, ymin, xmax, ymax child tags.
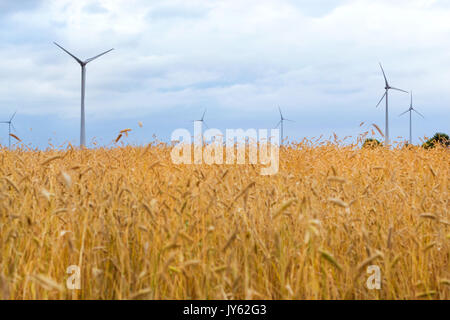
<box><xmin>376</xmin><ymin>63</ymin><xmax>408</xmax><ymax>146</ymax></box>
<box><xmin>54</xmin><ymin>42</ymin><xmax>114</xmax><ymax>147</ymax></box>
<box><xmin>399</xmin><ymin>91</ymin><xmax>424</xmax><ymax>144</ymax></box>
<box><xmin>0</xmin><ymin>111</ymin><xmax>17</xmax><ymax>149</ymax></box>
<box><xmin>275</xmin><ymin>106</ymin><xmax>294</xmax><ymax>145</ymax></box>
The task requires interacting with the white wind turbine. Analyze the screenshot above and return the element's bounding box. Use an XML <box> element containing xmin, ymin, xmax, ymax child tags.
<box><xmin>0</xmin><ymin>111</ymin><xmax>17</xmax><ymax>149</ymax></box>
<box><xmin>376</xmin><ymin>63</ymin><xmax>408</xmax><ymax>146</ymax></box>
<box><xmin>54</xmin><ymin>42</ymin><xmax>114</xmax><ymax>147</ymax></box>
<box><xmin>191</xmin><ymin>108</ymin><xmax>209</xmax><ymax>146</ymax></box>
<box><xmin>192</xmin><ymin>108</ymin><xmax>209</xmax><ymax>129</ymax></box>
<box><xmin>399</xmin><ymin>91</ymin><xmax>424</xmax><ymax>144</ymax></box>
<box><xmin>275</xmin><ymin>106</ymin><xmax>294</xmax><ymax>145</ymax></box>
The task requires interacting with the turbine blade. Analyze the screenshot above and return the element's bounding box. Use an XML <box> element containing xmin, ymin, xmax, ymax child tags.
<box><xmin>201</xmin><ymin>108</ymin><xmax>207</xmax><ymax>121</ymax></box>
<box><xmin>399</xmin><ymin>109</ymin><xmax>409</xmax><ymax>117</ymax></box>
<box><xmin>413</xmin><ymin>108</ymin><xmax>425</xmax><ymax>118</ymax></box>
<box><xmin>379</xmin><ymin>63</ymin><xmax>389</xmax><ymax>87</ymax></box>
<box><xmin>275</xmin><ymin>120</ymin><xmax>282</xmax><ymax>128</ymax></box>
<box><xmin>390</xmin><ymin>87</ymin><xmax>408</xmax><ymax>94</ymax></box>
<box><xmin>410</xmin><ymin>91</ymin><xmax>413</xmax><ymax>107</ymax></box>
<box><xmin>54</xmin><ymin>42</ymin><xmax>83</xmax><ymax>65</ymax></box>
<box><xmin>285</xmin><ymin>119</ymin><xmax>295</xmax><ymax>122</ymax></box>
<box><xmin>203</xmin><ymin>121</ymin><xmax>209</xmax><ymax>129</ymax></box>
<box><xmin>85</xmin><ymin>48</ymin><xmax>114</xmax><ymax>64</ymax></box>
<box><xmin>11</xmin><ymin>123</ymin><xmax>17</xmax><ymax>132</ymax></box>
<box><xmin>278</xmin><ymin>106</ymin><xmax>283</xmax><ymax>119</ymax></box>
<box><xmin>376</xmin><ymin>92</ymin><xmax>386</xmax><ymax>108</ymax></box>
<box><xmin>9</xmin><ymin>111</ymin><xmax>17</xmax><ymax>122</ymax></box>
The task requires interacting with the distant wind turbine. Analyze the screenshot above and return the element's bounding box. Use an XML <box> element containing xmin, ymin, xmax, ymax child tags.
<box><xmin>275</xmin><ymin>107</ymin><xmax>294</xmax><ymax>145</ymax></box>
<box><xmin>376</xmin><ymin>63</ymin><xmax>408</xmax><ymax>146</ymax></box>
<box><xmin>191</xmin><ymin>108</ymin><xmax>209</xmax><ymax>150</ymax></box>
<box><xmin>399</xmin><ymin>91</ymin><xmax>424</xmax><ymax>144</ymax></box>
<box><xmin>54</xmin><ymin>42</ymin><xmax>114</xmax><ymax>147</ymax></box>
<box><xmin>192</xmin><ymin>108</ymin><xmax>209</xmax><ymax>129</ymax></box>
<box><xmin>0</xmin><ymin>111</ymin><xmax>17</xmax><ymax>149</ymax></box>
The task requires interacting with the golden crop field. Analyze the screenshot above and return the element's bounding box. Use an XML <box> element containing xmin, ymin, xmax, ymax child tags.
<box><xmin>0</xmin><ymin>143</ymin><xmax>448</xmax><ymax>300</ymax></box>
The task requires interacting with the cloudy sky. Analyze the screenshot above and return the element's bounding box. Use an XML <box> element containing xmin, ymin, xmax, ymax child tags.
<box><xmin>0</xmin><ymin>0</ymin><xmax>449</xmax><ymax>148</ymax></box>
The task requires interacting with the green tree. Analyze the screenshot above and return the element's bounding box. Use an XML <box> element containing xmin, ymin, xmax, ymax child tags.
<box><xmin>422</xmin><ymin>132</ymin><xmax>449</xmax><ymax>149</ymax></box>
<box><xmin>362</xmin><ymin>138</ymin><xmax>382</xmax><ymax>149</ymax></box>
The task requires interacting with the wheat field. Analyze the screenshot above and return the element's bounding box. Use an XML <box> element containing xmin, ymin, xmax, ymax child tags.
<box><xmin>0</xmin><ymin>143</ymin><xmax>448</xmax><ymax>300</ymax></box>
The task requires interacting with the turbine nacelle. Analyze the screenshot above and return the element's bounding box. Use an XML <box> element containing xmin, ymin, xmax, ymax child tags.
<box><xmin>376</xmin><ymin>63</ymin><xmax>409</xmax><ymax>108</ymax></box>
<box><xmin>277</xmin><ymin>106</ymin><xmax>294</xmax><ymax>124</ymax></box>
<box><xmin>54</xmin><ymin>42</ymin><xmax>114</xmax><ymax>67</ymax></box>
<box><xmin>379</xmin><ymin>63</ymin><xmax>408</xmax><ymax>94</ymax></box>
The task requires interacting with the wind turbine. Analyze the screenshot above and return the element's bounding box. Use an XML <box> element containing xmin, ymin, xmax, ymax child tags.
<box><xmin>54</xmin><ymin>42</ymin><xmax>114</xmax><ymax>147</ymax></box>
<box><xmin>191</xmin><ymin>108</ymin><xmax>209</xmax><ymax>147</ymax></box>
<box><xmin>0</xmin><ymin>111</ymin><xmax>17</xmax><ymax>149</ymax></box>
<box><xmin>399</xmin><ymin>91</ymin><xmax>424</xmax><ymax>144</ymax></box>
<box><xmin>192</xmin><ymin>108</ymin><xmax>209</xmax><ymax>128</ymax></box>
<box><xmin>275</xmin><ymin>106</ymin><xmax>294</xmax><ymax>145</ymax></box>
<box><xmin>376</xmin><ymin>63</ymin><xmax>408</xmax><ymax>146</ymax></box>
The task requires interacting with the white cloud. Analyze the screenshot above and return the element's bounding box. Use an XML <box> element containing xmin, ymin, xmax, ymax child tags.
<box><xmin>0</xmin><ymin>0</ymin><xmax>448</xmax><ymax>147</ymax></box>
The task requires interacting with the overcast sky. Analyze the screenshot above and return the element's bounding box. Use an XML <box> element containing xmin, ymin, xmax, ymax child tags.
<box><xmin>0</xmin><ymin>0</ymin><xmax>449</xmax><ymax>148</ymax></box>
